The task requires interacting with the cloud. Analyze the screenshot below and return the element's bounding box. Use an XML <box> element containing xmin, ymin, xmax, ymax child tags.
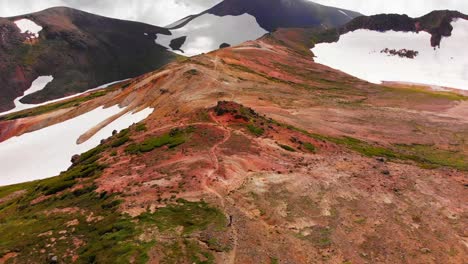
<box><xmin>312</xmin><ymin>0</ymin><xmax>468</xmax><ymax>17</ymax></box>
<box><xmin>0</xmin><ymin>0</ymin><xmax>222</xmax><ymax>27</ymax></box>
<box><xmin>0</xmin><ymin>0</ymin><xmax>467</xmax><ymax>26</ymax></box>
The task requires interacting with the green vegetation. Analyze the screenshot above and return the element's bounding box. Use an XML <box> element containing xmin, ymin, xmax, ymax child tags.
<box><xmin>185</xmin><ymin>69</ymin><xmax>199</xmax><ymax>76</ymax></box>
<box><xmin>247</xmin><ymin>123</ymin><xmax>264</xmax><ymax>136</ymax></box>
<box><xmin>110</xmin><ymin>129</ymin><xmax>131</xmax><ymax>148</ymax></box>
<box><xmin>310</xmin><ymin>29</ymin><xmax>340</xmax><ymax>45</ymax></box>
<box><xmin>227</xmin><ymin>63</ymin><xmax>294</xmax><ymax>85</ymax></box>
<box><xmin>139</xmin><ymin>199</ymin><xmax>226</xmax><ymax>234</ymax></box>
<box><xmin>111</xmin><ymin>135</ymin><xmax>130</xmax><ymax>148</ymax></box>
<box><xmin>0</xmin><ymin>90</ymin><xmax>109</xmax><ymax>121</ymax></box>
<box><xmin>0</xmin><ymin>128</ymin><xmax>225</xmax><ymax>262</ymax></box>
<box><xmin>394</xmin><ymin>144</ymin><xmax>467</xmax><ymax>170</ymax></box>
<box><xmin>275</xmin><ymin>121</ymin><xmax>467</xmax><ymax>171</ymax></box>
<box><xmin>270</xmin><ymin>257</ymin><xmax>280</xmax><ymax>264</ymax></box>
<box><xmin>302</xmin><ymin>142</ymin><xmax>316</xmax><ymax>153</ymax></box>
<box><xmin>295</xmin><ymin>226</ymin><xmax>332</xmax><ymax>248</ymax></box>
<box><xmin>135</xmin><ymin>123</ymin><xmax>147</xmax><ymax>132</ymax></box>
<box><xmin>381</xmin><ymin>85</ymin><xmax>467</xmax><ymax>101</ymax></box>
<box><xmin>160</xmin><ymin>240</ymin><xmax>215</xmax><ymax>264</ymax></box>
<box><xmin>279</xmin><ymin>144</ymin><xmax>296</xmax><ymax>152</ymax></box>
<box><xmin>126</xmin><ymin>127</ymin><xmax>194</xmax><ymax>154</ymax></box>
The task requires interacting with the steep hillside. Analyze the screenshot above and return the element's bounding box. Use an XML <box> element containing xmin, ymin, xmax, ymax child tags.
<box><xmin>206</xmin><ymin>0</ymin><xmax>362</xmax><ymax>31</ymax></box>
<box><xmin>155</xmin><ymin>0</ymin><xmax>361</xmax><ymax>56</ymax></box>
<box><xmin>0</xmin><ymin>23</ymin><xmax>466</xmax><ymax>263</ymax></box>
<box><xmin>0</xmin><ymin>7</ymin><xmax>177</xmax><ymax>112</ymax></box>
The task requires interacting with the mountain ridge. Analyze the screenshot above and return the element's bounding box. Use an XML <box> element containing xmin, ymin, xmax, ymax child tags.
<box><xmin>0</xmin><ymin>6</ymin><xmax>177</xmax><ymax>112</ymax></box>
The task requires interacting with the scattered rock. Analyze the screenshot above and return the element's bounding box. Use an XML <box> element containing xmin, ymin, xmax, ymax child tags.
<box><xmin>71</xmin><ymin>154</ymin><xmax>80</xmax><ymax>165</ymax></box>
<box><xmin>420</xmin><ymin>248</ymin><xmax>431</xmax><ymax>254</ymax></box>
<box><xmin>376</xmin><ymin>157</ymin><xmax>386</xmax><ymax>162</ymax></box>
<box><xmin>381</xmin><ymin>170</ymin><xmax>390</xmax><ymax>176</ymax></box>
<box><xmin>48</xmin><ymin>254</ymin><xmax>58</xmax><ymax>263</ymax></box>
<box><xmin>220</xmin><ymin>43</ymin><xmax>231</xmax><ymax>49</ymax></box>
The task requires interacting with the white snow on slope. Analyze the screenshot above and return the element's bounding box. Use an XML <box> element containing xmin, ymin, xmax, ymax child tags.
<box><xmin>156</xmin><ymin>13</ymin><xmax>268</xmax><ymax>56</ymax></box>
<box><xmin>0</xmin><ymin>78</ymin><xmax>130</xmax><ymax>116</ymax></box>
<box><xmin>14</xmin><ymin>18</ymin><xmax>42</xmax><ymax>38</ymax></box>
<box><xmin>312</xmin><ymin>19</ymin><xmax>468</xmax><ymax>90</ymax></box>
<box><xmin>339</xmin><ymin>10</ymin><xmax>352</xmax><ymax>19</ymax></box>
<box><xmin>2</xmin><ymin>76</ymin><xmax>54</xmax><ymax>115</ymax></box>
<box><xmin>0</xmin><ymin>106</ymin><xmax>153</xmax><ymax>186</ymax></box>
<box><xmin>165</xmin><ymin>15</ymin><xmax>194</xmax><ymax>29</ymax></box>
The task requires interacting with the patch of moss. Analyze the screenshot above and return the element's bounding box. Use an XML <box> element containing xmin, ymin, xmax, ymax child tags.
<box><xmin>274</xmin><ymin>121</ymin><xmax>467</xmax><ymax>171</ymax></box>
<box><xmin>111</xmin><ymin>135</ymin><xmax>130</xmax><ymax>148</ymax></box>
<box><xmin>279</xmin><ymin>144</ymin><xmax>296</xmax><ymax>152</ymax></box>
<box><xmin>394</xmin><ymin>144</ymin><xmax>467</xmax><ymax>170</ymax></box>
<box><xmin>0</xmin><ymin>146</ymin><xmax>151</xmax><ymax>263</ymax></box>
<box><xmin>270</xmin><ymin>257</ymin><xmax>280</xmax><ymax>264</ymax></box>
<box><xmin>161</xmin><ymin>239</ymin><xmax>215</xmax><ymax>264</ymax></box>
<box><xmin>135</xmin><ymin>123</ymin><xmax>147</xmax><ymax>132</ymax></box>
<box><xmin>126</xmin><ymin>127</ymin><xmax>193</xmax><ymax>154</ymax></box>
<box><xmin>381</xmin><ymin>85</ymin><xmax>467</xmax><ymax>101</ymax></box>
<box><xmin>139</xmin><ymin>199</ymin><xmax>226</xmax><ymax>234</ymax></box>
<box><xmin>302</xmin><ymin>142</ymin><xmax>316</xmax><ymax>153</ymax></box>
<box><xmin>247</xmin><ymin>124</ymin><xmax>264</xmax><ymax>136</ymax></box>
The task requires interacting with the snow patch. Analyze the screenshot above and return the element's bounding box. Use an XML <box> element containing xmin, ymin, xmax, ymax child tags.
<box><xmin>14</xmin><ymin>18</ymin><xmax>42</xmax><ymax>38</ymax></box>
<box><xmin>312</xmin><ymin>19</ymin><xmax>468</xmax><ymax>90</ymax></box>
<box><xmin>0</xmin><ymin>78</ymin><xmax>130</xmax><ymax>116</ymax></box>
<box><xmin>165</xmin><ymin>15</ymin><xmax>194</xmax><ymax>29</ymax></box>
<box><xmin>1</xmin><ymin>76</ymin><xmax>53</xmax><ymax>115</ymax></box>
<box><xmin>0</xmin><ymin>106</ymin><xmax>153</xmax><ymax>186</ymax></box>
<box><xmin>156</xmin><ymin>13</ymin><xmax>268</xmax><ymax>56</ymax></box>
<box><xmin>339</xmin><ymin>10</ymin><xmax>352</xmax><ymax>19</ymax></box>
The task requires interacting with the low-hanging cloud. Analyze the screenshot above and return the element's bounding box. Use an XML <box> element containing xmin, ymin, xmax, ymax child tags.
<box><xmin>0</xmin><ymin>0</ymin><xmax>467</xmax><ymax>27</ymax></box>
<box><xmin>313</xmin><ymin>0</ymin><xmax>468</xmax><ymax>17</ymax></box>
<box><xmin>0</xmin><ymin>0</ymin><xmax>222</xmax><ymax>27</ymax></box>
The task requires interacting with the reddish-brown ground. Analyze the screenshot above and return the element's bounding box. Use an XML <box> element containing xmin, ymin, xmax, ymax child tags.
<box><xmin>0</xmin><ymin>30</ymin><xmax>467</xmax><ymax>263</ymax></box>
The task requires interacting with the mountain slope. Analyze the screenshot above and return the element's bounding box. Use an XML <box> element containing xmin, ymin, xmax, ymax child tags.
<box><xmin>207</xmin><ymin>0</ymin><xmax>362</xmax><ymax>31</ymax></box>
<box><xmin>156</xmin><ymin>0</ymin><xmax>361</xmax><ymax>56</ymax></box>
<box><xmin>0</xmin><ymin>18</ymin><xmax>466</xmax><ymax>263</ymax></box>
<box><xmin>0</xmin><ymin>7</ymin><xmax>177</xmax><ymax>112</ymax></box>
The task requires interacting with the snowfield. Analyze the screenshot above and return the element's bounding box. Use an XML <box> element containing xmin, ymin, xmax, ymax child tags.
<box><xmin>14</xmin><ymin>18</ymin><xmax>42</xmax><ymax>38</ymax></box>
<box><xmin>312</xmin><ymin>19</ymin><xmax>468</xmax><ymax>90</ymax></box>
<box><xmin>156</xmin><ymin>13</ymin><xmax>268</xmax><ymax>56</ymax></box>
<box><xmin>0</xmin><ymin>76</ymin><xmax>53</xmax><ymax>115</ymax></box>
<box><xmin>0</xmin><ymin>78</ymin><xmax>130</xmax><ymax>116</ymax></box>
<box><xmin>0</xmin><ymin>106</ymin><xmax>153</xmax><ymax>186</ymax></box>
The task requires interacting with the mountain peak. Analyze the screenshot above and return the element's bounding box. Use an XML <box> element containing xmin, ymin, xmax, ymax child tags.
<box><xmin>207</xmin><ymin>0</ymin><xmax>362</xmax><ymax>31</ymax></box>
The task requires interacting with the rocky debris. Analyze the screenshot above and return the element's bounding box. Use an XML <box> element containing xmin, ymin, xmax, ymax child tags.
<box><xmin>70</xmin><ymin>154</ymin><xmax>80</xmax><ymax>165</ymax></box>
<box><xmin>381</xmin><ymin>48</ymin><xmax>419</xmax><ymax>58</ymax></box>
<box><xmin>381</xmin><ymin>170</ymin><xmax>391</xmax><ymax>176</ymax></box>
<box><xmin>214</xmin><ymin>101</ymin><xmax>258</xmax><ymax>120</ymax></box>
<box><xmin>420</xmin><ymin>247</ymin><xmax>431</xmax><ymax>254</ymax></box>
<box><xmin>48</xmin><ymin>253</ymin><xmax>58</xmax><ymax>263</ymax></box>
<box><xmin>219</xmin><ymin>43</ymin><xmax>231</xmax><ymax>49</ymax></box>
<box><xmin>376</xmin><ymin>157</ymin><xmax>386</xmax><ymax>163</ymax></box>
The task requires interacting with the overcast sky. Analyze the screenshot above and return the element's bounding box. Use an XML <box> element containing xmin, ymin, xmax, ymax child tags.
<box><xmin>0</xmin><ymin>0</ymin><xmax>467</xmax><ymax>27</ymax></box>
